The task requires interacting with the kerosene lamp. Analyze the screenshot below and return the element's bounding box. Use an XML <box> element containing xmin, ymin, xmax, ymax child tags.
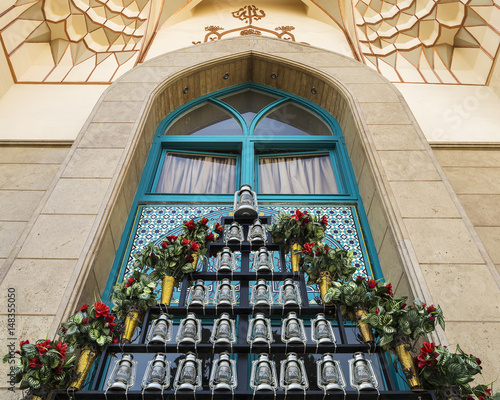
<box><xmin>225</xmin><ymin>221</ymin><xmax>244</xmax><ymax>242</ymax></box>
<box><xmin>233</xmin><ymin>184</ymin><xmax>258</xmax><ymax>220</ymax></box>
<box><xmin>107</xmin><ymin>353</ymin><xmax>137</xmax><ymax>390</ymax></box>
<box><xmin>251</xmin><ymin>247</ymin><xmax>273</xmax><ymax>273</ymax></box>
<box><xmin>186</xmin><ymin>279</ymin><xmax>208</xmax><ymax>306</ymax></box>
<box><xmin>248</xmin><ymin>219</ymin><xmax>267</xmax><ymax>242</ymax></box>
<box><xmin>147</xmin><ymin>314</ymin><xmax>173</xmax><ymax>345</ymax></box>
<box><xmin>279</xmin><ymin>278</ymin><xmax>302</xmax><ymax>306</ymax></box>
<box><xmin>311</xmin><ymin>313</ymin><xmax>336</xmax><ymax>345</ymax></box>
<box><xmin>214</xmin><ymin>278</ymin><xmax>236</xmax><ymax>306</ymax></box>
<box><xmin>215</xmin><ymin>247</ymin><xmax>237</xmax><ymax>273</ymax></box>
<box><xmin>250</xmin><ymin>353</ymin><xmax>278</xmax><ymax>391</ymax></box>
<box><xmin>316</xmin><ymin>353</ymin><xmax>345</xmax><ymax>391</ymax></box>
<box><xmin>142</xmin><ymin>353</ymin><xmax>170</xmax><ymax>391</ymax></box>
<box><xmin>281</xmin><ymin>311</ymin><xmax>306</xmax><ymax>345</ymax></box>
<box><xmin>279</xmin><ymin>352</ymin><xmax>309</xmax><ymax>391</ymax></box>
<box><xmin>209</xmin><ymin>351</ymin><xmax>238</xmax><ymax>391</ymax></box>
<box><xmin>250</xmin><ymin>279</ymin><xmax>273</xmax><ymax>306</ymax></box>
<box><xmin>176</xmin><ymin>312</ymin><xmax>201</xmax><ymax>344</ymax></box>
<box><xmin>348</xmin><ymin>352</ymin><xmax>378</xmax><ymax>391</ymax></box>
<box><xmin>247</xmin><ymin>313</ymin><xmax>273</xmax><ymax>345</ymax></box>
<box><xmin>210</xmin><ymin>312</ymin><xmax>236</xmax><ymax>345</ymax></box>
<box><xmin>173</xmin><ymin>352</ymin><xmax>202</xmax><ymax>391</ymax></box>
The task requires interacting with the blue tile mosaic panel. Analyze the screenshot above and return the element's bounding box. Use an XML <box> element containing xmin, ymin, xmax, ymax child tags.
<box><xmin>119</xmin><ymin>205</ymin><xmax>372</xmax><ymax>304</ymax></box>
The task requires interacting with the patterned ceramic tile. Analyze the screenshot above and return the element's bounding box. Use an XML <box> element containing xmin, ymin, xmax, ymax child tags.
<box><xmin>116</xmin><ymin>205</ymin><xmax>372</xmax><ymax>304</ymax></box>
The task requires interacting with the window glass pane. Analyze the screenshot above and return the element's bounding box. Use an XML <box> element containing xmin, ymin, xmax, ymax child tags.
<box><xmin>165</xmin><ymin>103</ymin><xmax>242</xmax><ymax>135</ymax></box>
<box><xmin>218</xmin><ymin>89</ymin><xmax>280</xmax><ymax>125</ymax></box>
<box><xmin>156</xmin><ymin>152</ymin><xmax>237</xmax><ymax>193</ymax></box>
<box><xmin>254</xmin><ymin>102</ymin><xmax>333</xmax><ymax>136</ymax></box>
<box><xmin>259</xmin><ymin>153</ymin><xmax>338</xmax><ymax>194</ymax></box>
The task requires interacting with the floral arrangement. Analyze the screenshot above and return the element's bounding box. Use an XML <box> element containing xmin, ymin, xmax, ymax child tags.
<box><xmin>300</xmin><ymin>242</ymin><xmax>356</xmax><ymax>284</ymax></box>
<box><xmin>3</xmin><ymin>339</ymin><xmax>75</xmax><ymax>398</ymax></box>
<box><xmin>417</xmin><ymin>342</ymin><xmax>497</xmax><ymax>400</ymax></box>
<box><xmin>323</xmin><ymin>275</ymin><xmax>393</xmax><ymax>310</ymax></box>
<box><xmin>145</xmin><ymin>235</ymin><xmax>199</xmax><ymax>284</ymax></box>
<box><xmin>58</xmin><ymin>302</ymin><xmax>119</xmax><ymax>353</ymax></box>
<box><xmin>363</xmin><ymin>297</ymin><xmax>445</xmax><ymax>348</ymax></box>
<box><xmin>111</xmin><ymin>269</ymin><xmax>157</xmax><ymax>321</ymax></box>
<box><xmin>179</xmin><ymin>218</ymin><xmax>221</xmax><ymax>257</ymax></box>
<box><xmin>267</xmin><ymin>209</ymin><xmax>327</xmax><ymax>253</ymax></box>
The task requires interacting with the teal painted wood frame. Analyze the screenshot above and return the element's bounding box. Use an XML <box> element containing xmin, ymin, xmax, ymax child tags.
<box><xmin>103</xmin><ymin>83</ymin><xmax>383</xmax><ymax>301</ymax></box>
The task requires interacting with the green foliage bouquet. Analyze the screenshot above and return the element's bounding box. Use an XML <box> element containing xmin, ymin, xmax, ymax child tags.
<box><xmin>111</xmin><ymin>269</ymin><xmax>157</xmax><ymax>321</ymax></box>
<box><xmin>363</xmin><ymin>298</ymin><xmax>445</xmax><ymax>348</ymax></box>
<box><xmin>3</xmin><ymin>339</ymin><xmax>75</xmax><ymax>398</ymax></box>
<box><xmin>417</xmin><ymin>342</ymin><xmax>493</xmax><ymax>399</ymax></box>
<box><xmin>323</xmin><ymin>276</ymin><xmax>392</xmax><ymax>309</ymax></box>
<box><xmin>267</xmin><ymin>209</ymin><xmax>327</xmax><ymax>253</ymax></box>
<box><xmin>179</xmin><ymin>218</ymin><xmax>220</xmax><ymax>256</ymax></box>
<box><xmin>58</xmin><ymin>302</ymin><xmax>119</xmax><ymax>353</ymax></box>
<box><xmin>300</xmin><ymin>242</ymin><xmax>356</xmax><ymax>284</ymax></box>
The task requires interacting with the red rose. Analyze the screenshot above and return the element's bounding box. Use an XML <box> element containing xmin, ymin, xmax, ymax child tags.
<box><xmin>291</xmin><ymin>214</ymin><xmax>299</xmax><ymax>221</ymax></box>
<box><xmin>20</xmin><ymin>340</ymin><xmax>29</xmax><ymax>347</ymax></box>
<box><xmin>295</xmin><ymin>210</ymin><xmax>304</xmax><ymax>219</ymax></box>
<box><xmin>207</xmin><ymin>232</ymin><xmax>215</xmax><ymax>242</ymax></box>
<box><xmin>55</xmin><ymin>342</ymin><xmax>67</xmax><ymax>358</ymax></box>
<box><xmin>385</xmin><ymin>283</ymin><xmax>393</xmax><ymax>296</ymax></box>
<box><xmin>29</xmin><ymin>357</ymin><xmax>42</xmax><ymax>368</ymax></box>
<box><xmin>35</xmin><ymin>340</ymin><xmax>51</xmax><ymax>355</ymax></box>
<box><xmin>400</xmin><ymin>303</ymin><xmax>407</xmax><ymax>309</ymax></box>
<box><xmin>166</xmin><ymin>235</ymin><xmax>178</xmax><ymax>243</ymax></box>
<box><xmin>105</xmin><ymin>314</ymin><xmax>115</xmax><ymax>323</ymax></box>
<box><xmin>185</xmin><ymin>220</ymin><xmax>196</xmax><ymax>230</ymax></box>
<box><xmin>161</xmin><ymin>241</ymin><xmax>168</xmax><ymax>249</ymax></box>
<box><xmin>321</xmin><ymin>216</ymin><xmax>328</xmax><ymax>225</ymax></box>
<box><xmin>375</xmin><ymin>308</ymin><xmax>380</xmax><ymax>314</ymax></box>
<box><xmin>94</xmin><ymin>302</ymin><xmax>111</xmax><ymax>318</ymax></box>
<box><xmin>185</xmin><ymin>255</ymin><xmax>194</xmax><ymax>263</ymax></box>
<box><xmin>324</xmin><ymin>245</ymin><xmax>330</xmax><ymax>252</ymax></box>
<box><xmin>368</xmin><ymin>279</ymin><xmax>377</xmax><ymax>289</ymax></box>
<box><xmin>200</xmin><ymin>217</ymin><xmax>208</xmax><ymax>226</ymax></box>
<box><xmin>303</xmin><ymin>243</ymin><xmax>314</xmax><ymax>255</ymax></box>
<box><xmin>124</xmin><ymin>277</ymin><xmax>135</xmax><ymax>287</ymax></box>
<box><xmin>54</xmin><ymin>365</ymin><xmax>63</xmax><ymax>374</ymax></box>
<box><xmin>355</xmin><ymin>276</ymin><xmax>365</xmax><ymax>283</ymax></box>
<box><xmin>301</xmin><ymin>217</ymin><xmax>310</xmax><ymax>226</ymax></box>
<box><xmin>191</xmin><ymin>242</ymin><xmax>200</xmax><ymax>252</ymax></box>
<box><xmin>417</xmin><ymin>341</ymin><xmax>437</xmax><ymax>369</ymax></box>
<box><xmin>77</xmin><ymin>304</ymin><xmax>88</xmax><ymax>313</ymax></box>
<box><xmin>426</xmin><ymin>305</ymin><xmax>435</xmax><ymax>313</ymax></box>
<box><xmin>215</xmin><ymin>223</ymin><xmax>223</xmax><ymax>233</ymax></box>
<box><xmin>112</xmin><ymin>337</ymin><xmax>120</xmax><ymax>344</ymax></box>
<box><xmin>428</xmin><ymin>315</ymin><xmax>435</xmax><ymax>321</ymax></box>
<box><xmin>182</xmin><ymin>238</ymin><xmax>190</xmax><ymax>246</ymax></box>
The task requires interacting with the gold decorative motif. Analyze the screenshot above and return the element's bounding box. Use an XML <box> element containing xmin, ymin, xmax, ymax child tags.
<box><xmin>241</xmin><ymin>29</ymin><xmax>262</xmax><ymax>36</ymax></box>
<box><xmin>193</xmin><ymin>6</ymin><xmax>303</xmax><ymax>45</ymax></box>
<box><xmin>290</xmin><ymin>243</ymin><xmax>302</xmax><ymax>272</ymax></box>
<box><xmin>232</xmin><ymin>5</ymin><xmax>266</xmax><ymax>24</ymax></box>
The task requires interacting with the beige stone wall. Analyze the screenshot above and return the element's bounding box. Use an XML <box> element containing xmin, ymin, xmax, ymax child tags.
<box><xmin>0</xmin><ymin>38</ymin><xmax>499</xmax><ymax>397</ymax></box>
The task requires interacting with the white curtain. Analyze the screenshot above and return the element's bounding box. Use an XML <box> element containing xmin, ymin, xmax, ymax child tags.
<box><xmin>259</xmin><ymin>154</ymin><xmax>338</xmax><ymax>194</ymax></box>
<box><xmin>156</xmin><ymin>153</ymin><xmax>236</xmax><ymax>193</ymax></box>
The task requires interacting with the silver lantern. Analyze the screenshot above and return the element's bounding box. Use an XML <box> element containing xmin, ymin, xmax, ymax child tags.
<box><xmin>107</xmin><ymin>353</ymin><xmax>137</xmax><ymax>391</ymax></box>
<box><xmin>233</xmin><ymin>184</ymin><xmax>258</xmax><ymax>220</ymax></box>
<box><xmin>349</xmin><ymin>352</ymin><xmax>378</xmax><ymax>391</ymax></box>
<box><xmin>250</xmin><ymin>353</ymin><xmax>278</xmax><ymax>391</ymax></box>
<box><xmin>210</xmin><ymin>312</ymin><xmax>236</xmax><ymax>345</ymax></box>
<box><xmin>147</xmin><ymin>314</ymin><xmax>173</xmax><ymax>345</ymax></box>
<box><xmin>209</xmin><ymin>351</ymin><xmax>237</xmax><ymax>391</ymax></box>
<box><xmin>311</xmin><ymin>313</ymin><xmax>336</xmax><ymax>345</ymax></box>
<box><xmin>250</xmin><ymin>279</ymin><xmax>273</xmax><ymax>306</ymax></box>
<box><xmin>316</xmin><ymin>353</ymin><xmax>345</xmax><ymax>391</ymax></box>
<box><xmin>176</xmin><ymin>312</ymin><xmax>201</xmax><ymax>344</ymax></box>
<box><xmin>247</xmin><ymin>313</ymin><xmax>273</xmax><ymax>345</ymax></box>
<box><xmin>279</xmin><ymin>279</ymin><xmax>302</xmax><ymax>306</ymax></box>
<box><xmin>225</xmin><ymin>221</ymin><xmax>244</xmax><ymax>242</ymax></box>
<box><xmin>252</xmin><ymin>247</ymin><xmax>273</xmax><ymax>273</ymax></box>
<box><xmin>215</xmin><ymin>247</ymin><xmax>237</xmax><ymax>273</ymax></box>
<box><xmin>248</xmin><ymin>219</ymin><xmax>267</xmax><ymax>242</ymax></box>
<box><xmin>142</xmin><ymin>353</ymin><xmax>170</xmax><ymax>391</ymax></box>
<box><xmin>173</xmin><ymin>352</ymin><xmax>202</xmax><ymax>391</ymax></box>
<box><xmin>187</xmin><ymin>279</ymin><xmax>208</xmax><ymax>306</ymax></box>
<box><xmin>214</xmin><ymin>278</ymin><xmax>236</xmax><ymax>306</ymax></box>
<box><xmin>281</xmin><ymin>311</ymin><xmax>306</xmax><ymax>345</ymax></box>
<box><xmin>279</xmin><ymin>352</ymin><xmax>309</xmax><ymax>391</ymax></box>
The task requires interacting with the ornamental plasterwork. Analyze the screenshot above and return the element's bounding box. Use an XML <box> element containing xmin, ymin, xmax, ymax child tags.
<box><xmin>0</xmin><ymin>0</ymin><xmax>499</xmax><ymax>84</ymax></box>
<box><xmin>353</xmin><ymin>0</ymin><xmax>500</xmax><ymax>84</ymax></box>
<box><xmin>192</xmin><ymin>6</ymin><xmax>303</xmax><ymax>45</ymax></box>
